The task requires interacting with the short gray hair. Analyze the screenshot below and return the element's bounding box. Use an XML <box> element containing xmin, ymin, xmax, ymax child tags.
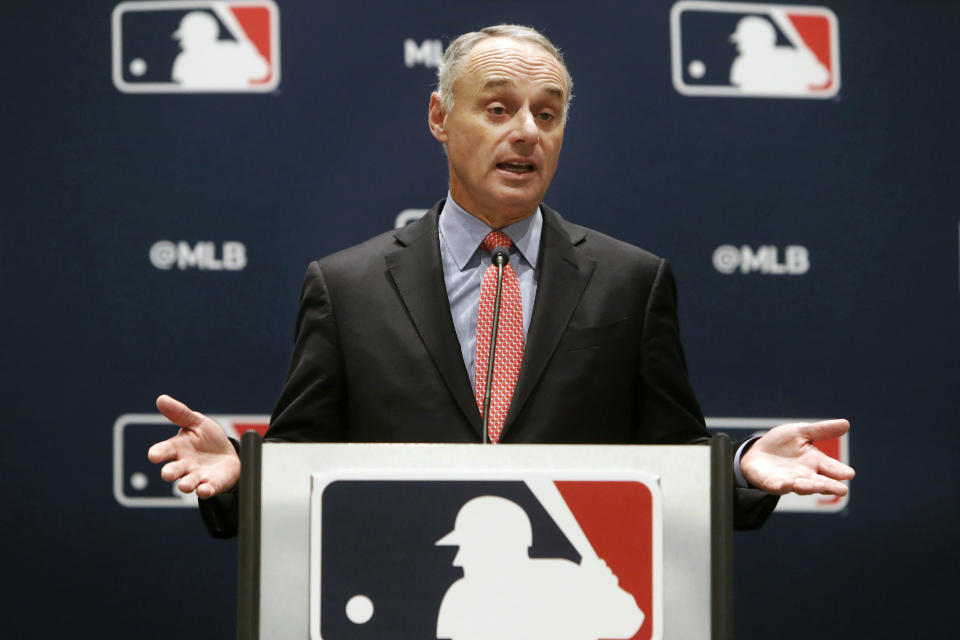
<box><xmin>436</xmin><ymin>25</ymin><xmax>574</xmax><ymax>119</ymax></box>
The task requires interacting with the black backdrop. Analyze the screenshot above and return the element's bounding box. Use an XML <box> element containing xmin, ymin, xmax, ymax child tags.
<box><xmin>3</xmin><ymin>1</ymin><xmax>958</xmax><ymax>637</ymax></box>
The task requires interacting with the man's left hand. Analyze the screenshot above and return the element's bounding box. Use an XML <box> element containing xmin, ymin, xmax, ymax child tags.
<box><xmin>740</xmin><ymin>419</ymin><xmax>855</xmax><ymax>495</ymax></box>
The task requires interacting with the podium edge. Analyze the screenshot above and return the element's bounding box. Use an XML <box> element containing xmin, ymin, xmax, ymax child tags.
<box><xmin>237</xmin><ymin>431</ymin><xmax>263</xmax><ymax>640</ymax></box>
<box><xmin>710</xmin><ymin>434</ymin><xmax>734</xmax><ymax>640</ymax></box>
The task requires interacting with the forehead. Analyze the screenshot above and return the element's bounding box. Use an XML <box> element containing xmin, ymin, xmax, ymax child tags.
<box><xmin>458</xmin><ymin>37</ymin><xmax>568</xmax><ymax>98</ymax></box>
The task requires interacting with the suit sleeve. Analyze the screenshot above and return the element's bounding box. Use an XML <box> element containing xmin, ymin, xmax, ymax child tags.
<box><xmin>638</xmin><ymin>259</ymin><xmax>779</xmax><ymax>530</ymax></box>
<box><xmin>266</xmin><ymin>260</ymin><xmax>347</xmax><ymax>442</ymax></box>
<box><xmin>197</xmin><ymin>261</ymin><xmax>348</xmax><ymax>538</ymax></box>
<box><xmin>635</xmin><ymin>258</ymin><xmax>708</xmax><ymax>444</ymax></box>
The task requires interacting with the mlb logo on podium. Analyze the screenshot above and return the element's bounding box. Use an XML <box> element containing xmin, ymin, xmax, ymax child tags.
<box><xmin>111</xmin><ymin>0</ymin><xmax>280</xmax><ymax>93</ymax></box>
<box><xmin>310</xmin><ymin>477</ymin><xmax>663</xmax><ymax>640</ymax></box>
<box><xmin>670</xmin><ymin>1</ymin><xmax>840</xmax><ymax>99</ymax></box>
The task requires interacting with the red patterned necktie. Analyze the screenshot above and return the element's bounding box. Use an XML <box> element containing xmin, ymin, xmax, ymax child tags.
<box><xmin>474</xmin><ymin>231</ymin><xmax>524</xmax><ymax>443</ymax></box>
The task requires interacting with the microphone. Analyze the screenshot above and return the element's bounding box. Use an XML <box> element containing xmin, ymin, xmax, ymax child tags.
<box><xmin>490</xmin><ymin>246</ymin><xmax>510</xmax><ymax>267</ymax></box>
<box><xmin>481</xmin><ymin>246</ymin><xmax>510</xmax><ymax>444</ymax></box>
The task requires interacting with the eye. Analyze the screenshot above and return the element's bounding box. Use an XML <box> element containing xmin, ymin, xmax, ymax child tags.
<box><xmin>488</xmin><ymin>105</ymin><xmax>507</xmax><ymax>116</ymax></box>
<box><xmin>537</xmin><ymin>111</ymin><xmax>555</xmax><ymax>121</ymax></box>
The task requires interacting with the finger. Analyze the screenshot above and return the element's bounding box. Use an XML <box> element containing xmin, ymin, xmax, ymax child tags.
<box><xmin>797</xmin><ymin>419</ymin><xmax>850</xmax><ymax>442</ymax></box>
<box><xmin>792</xmin><ymin>476</ymin><xmax>849</xmax><ymax>497</ymax></box>
<box><xmin>196</xmin><ymin>483</ymin><xmax>214</xmax><ymax>499</ymax></box>
<box><xmin>196</xmin><ymin>481</ymin><xmax>220</xmax><ymax>499</ymax></box>
<box><xmin>156</xmin><ymin>394</ymin><xmax>205</xmax><ymax>430</ymax></box>
<box><xmin>194</xmin><ymin>472</ymin><xmax>228</xmax><ymax>498</ymax></box>
<box><xmin>818</xmin><ymin>455</ymin><xmax>856</xmax><ymax>480</ymax></box>
<box><xmin>160</xmin><ymin>460</ymin><xmax>189</xmax><ymax>483</ymax></box>
<box><xmin>147</xmin><ymin>440</ymin><xmax>177</xmax><ymax>463</ymax></box>
<box><xmin>195</xmin><ymin>463</ymin><xmax>240</xmax><ymax>498</ymax></box>
<box><xmin>176</xmin><ymin>473</ymin><xmax>200</xmax><ymax>494</ymax></box>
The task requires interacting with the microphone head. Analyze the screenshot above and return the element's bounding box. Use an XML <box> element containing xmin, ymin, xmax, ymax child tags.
<box><xmin>491</xmin><ymin>246</ymin><xmax>510</xmax><ymax>266</ymax></box>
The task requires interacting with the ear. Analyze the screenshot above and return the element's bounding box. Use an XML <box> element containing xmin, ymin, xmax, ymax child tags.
<box><xmin>428</xmin><ymin>92</ymin><xmax>448</xmax><ymax>143</ymax></box>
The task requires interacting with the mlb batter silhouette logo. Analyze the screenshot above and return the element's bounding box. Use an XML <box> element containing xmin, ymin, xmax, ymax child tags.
<box><xmin>111</xmin><ymin>1</ymin><xmax>280</xmax><ymax>93</ymax></box>
<box><xmin>314</xmin><ymin>478</ymin><xmax>661</xmax><ymax>640</ymax></box>
<box><xmin>435</xmin><ymin>495</ymin><xmax>644</xmax><ymax>640</ymax></box>
<box><xmin>728</xmin><ymin>16</ymin><xmax>829</xmax><ymax>93</ymax></box>
<box><xmin>670</xmin><ymin>1</ymin><xmax>840</xmax><ymax>98</ymax></box>
<box><xmin>170</xmin><ymin>11</ymin><xmax>269</xmax><ymax>88</ymax></box>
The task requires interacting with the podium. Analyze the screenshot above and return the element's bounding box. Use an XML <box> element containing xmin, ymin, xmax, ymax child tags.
<box><xmin>236</xmin><ymin>434</ymin><xmax>734</xmax><ymax>640</ymax></box>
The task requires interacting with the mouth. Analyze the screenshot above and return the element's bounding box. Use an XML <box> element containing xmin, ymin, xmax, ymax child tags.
<box><xmin>496</xmin><ymin>161</ymin><xmax>535</xmax><ymax>175</ymax></box>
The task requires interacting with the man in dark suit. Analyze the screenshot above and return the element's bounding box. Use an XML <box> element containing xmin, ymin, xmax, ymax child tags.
<box><xmin>149</xmin><ymin>25</ymin><xmax>854</xmax><ymax>536</ymax></box>
<box><xmin>265</xmin><ymin>202</ymin><xmax>705</xmax><ymax>448</ymax></box>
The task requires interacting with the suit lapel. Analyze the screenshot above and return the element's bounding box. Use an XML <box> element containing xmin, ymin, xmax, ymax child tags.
<box><xmin>385</xmin><ymin>203</ymin><xmax>484</xmax><ymax>438</ymax></box>
<box><xmin>502</xmin><ymin>206</ymin><xmax>595</xmax><ymax>435</ymax></box>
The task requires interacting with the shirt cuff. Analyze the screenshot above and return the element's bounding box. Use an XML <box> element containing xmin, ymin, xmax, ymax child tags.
<box><xmin>734</xmin><ymin>436</ymin><xmax>763</xmax><ymax>489</ymax></box>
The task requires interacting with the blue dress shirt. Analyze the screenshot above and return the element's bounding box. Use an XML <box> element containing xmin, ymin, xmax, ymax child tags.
<box><xmin>438</xmin><ymin>194</ymin><xmax>542</xmax><ymax>388</ymax></box>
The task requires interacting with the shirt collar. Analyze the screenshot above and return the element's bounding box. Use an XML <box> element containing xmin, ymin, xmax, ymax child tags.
<box><xmin>438</xmin><ymin>193</ymin><xmax>542</xmax><ymax>271</ymax></box>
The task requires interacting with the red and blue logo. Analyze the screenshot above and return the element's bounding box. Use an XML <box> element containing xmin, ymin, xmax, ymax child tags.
<box><xmin>113</xmin><ymin>412</ymin><xmax>268</xmax><ymax>507</ymax></box>
<box><xmin>111</xmin><ymin>1</ymin><xmax>280</xmax><ymax>93</ymax></box>
<box><xmin>311</xmin><ymin>478</ymin><xmax>662</xmax><ymax>640</ymax></box>
<box><xmin>706</xmin><ymin>416</ymin><xmax>851</xmax><ymax>512</ymax></box>
<box><xmin>671</xmin><ymin>1</ymin><xmax>840</xmax><ymax>98</ymax></box>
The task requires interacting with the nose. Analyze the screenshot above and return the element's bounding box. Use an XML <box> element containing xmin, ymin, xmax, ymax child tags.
<box><xmin>510</xmin><ymin>107</ymin><xmax>540</xmax><ymax>147</ymax></box>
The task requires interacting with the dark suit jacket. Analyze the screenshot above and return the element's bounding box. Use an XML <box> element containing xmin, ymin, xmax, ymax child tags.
<box><xmin>200</xmin><ymin>201</ymin><xmax>776</xmax><ymax>535</ymax></box>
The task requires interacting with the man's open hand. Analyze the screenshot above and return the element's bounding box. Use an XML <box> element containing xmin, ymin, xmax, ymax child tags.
<box><xmin>147</xmin><ymin>394</ymin><xmax>241</xmax><ymax>498</ymax></box>
<box><xmin>740</xmin><ymin>419</ymin><xmax>855</xmax><ymax>496</ymax></box>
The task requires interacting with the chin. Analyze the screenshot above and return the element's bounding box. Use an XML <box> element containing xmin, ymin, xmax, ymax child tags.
<box><xmin>490</xmin><ymin>186</ymin><xmax>544</xmax><ymax>211</ymax></box>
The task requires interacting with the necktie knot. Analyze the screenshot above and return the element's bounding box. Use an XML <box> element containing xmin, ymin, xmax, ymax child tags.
<box><xmin>482</xmin><ymin>231</ymin><xmax>512</xmax><ymax>253</ymax></box>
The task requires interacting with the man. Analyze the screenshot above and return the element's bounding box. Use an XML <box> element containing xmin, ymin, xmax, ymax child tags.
<box><xmin>149</xmin><ymin>25</ymin><xmax>854</xmax><ymax>537</ymax></box>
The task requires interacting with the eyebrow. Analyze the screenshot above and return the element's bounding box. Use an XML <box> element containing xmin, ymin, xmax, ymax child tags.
<box><xmin>543</xmin><ymin>86</ymin><xmax>564</xmax><ymax>99</ymax></box>
<box><xmin>481</xmin><ymin>78</ymin><xmax>514</xmax><ymax>91</ymax></box>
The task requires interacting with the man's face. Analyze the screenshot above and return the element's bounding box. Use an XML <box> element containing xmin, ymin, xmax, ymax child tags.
<box><xmin>429</xmin><ymin>37</ymin><xmax>568</xmax><ymax>227</ymax></box>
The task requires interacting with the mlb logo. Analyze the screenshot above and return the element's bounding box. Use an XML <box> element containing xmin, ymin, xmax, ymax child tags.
<box><xmin>112</xmin><ymin>412</ymin><xmax>269</xmax><ymax>506</ymax></box>
<box><xmin>111</xmin><ymin>0</ymin><xmax>280</xmax><ymax>93</ymax></box>
<box><xmin>706</xmin><ymin>417</ymin><xmax>851</xmax><ymax>512</ymax></box>
<box><xmin>309</xmin><ymin>476</ymin><xmax>663</xmax><ymax>640</ymax></box>
<box><xmin>670</xmin><ymin>1</ymin><xmax>840</xmax><ymax>98</ymax></box>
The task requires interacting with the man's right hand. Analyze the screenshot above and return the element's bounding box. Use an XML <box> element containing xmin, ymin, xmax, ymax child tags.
<box><xmin>147</xmin><ymin>394</ymin><xmax>241</xmax><ymax>498</ymax></box>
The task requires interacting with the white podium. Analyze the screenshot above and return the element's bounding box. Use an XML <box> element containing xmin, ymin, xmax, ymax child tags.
<box><xmin>236</xmin><ymin>434</ymin><xmax>734</xmax><ymax>640</ymax></box>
